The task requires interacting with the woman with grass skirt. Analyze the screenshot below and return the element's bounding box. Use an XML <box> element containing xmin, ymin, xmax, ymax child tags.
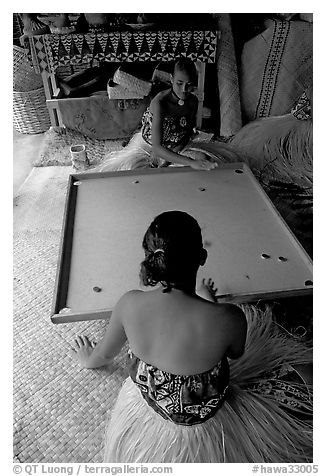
<box><xmin>71</xmin><ymin>211</ymin><xmax>312</xmax><ymax>463</ymax></box>
<box><xmin>95</xmin><ymin>58</ymin><xmax>217</xmax><ymax>172</ymax></box>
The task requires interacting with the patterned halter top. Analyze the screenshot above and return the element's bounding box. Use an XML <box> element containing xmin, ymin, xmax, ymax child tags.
<box><xmin>141</xmin><ymin>108</ymin><xmax>192</xmax><ymax>150</ymax></box>
<box><xmin>128</xmin><ymin>350</ymin><xmax>230</xmax><ymax>426</ymax></box>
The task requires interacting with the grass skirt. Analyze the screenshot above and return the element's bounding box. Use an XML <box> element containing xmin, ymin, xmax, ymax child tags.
<box><xmin>94</xmin><ymin>132</ymin><xmax>243</xmax><ymax>172</ymax></box>
<box><xmin>97</xmin><ymin>132</ymin><xmax>155</xmax><ymax>171</ymax></box>
<box><xmin>103</xmin><ymin>306</ymin><xmax>312</xmax><ymax>463</ymax></box>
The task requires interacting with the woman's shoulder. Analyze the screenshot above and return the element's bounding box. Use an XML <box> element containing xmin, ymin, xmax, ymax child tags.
<box><xmin>151</xmin><ymin>89</ymin><xmax>170</xmax><ymax>104</ymax></box>
<box><xmin>115</xmin><ymin>289</ymin><xmax>144</xmax><ymax>311</ymax></box>
<box><xmin>196</xmin><ymin>300</ymin><xmax>246</xmax><ymax>328</ymax></box>
<box><xmin>217</xmin><ymin>303</ymin><xmax>247</xmax><ymax>332</ymax></box>
<box><xmin>149</xmin><ymin>89</ymin><xmax>171</xmax><ymax>111</ymax></box>
<box><xmin>214</xmin><ymin>302</ymin><xmax>246</xmax><ymax>320</ymax></box>
<box><xmin>120</xmin><ymin>289</ymin><xmax>144</xmax><ymax>300</ymax></box>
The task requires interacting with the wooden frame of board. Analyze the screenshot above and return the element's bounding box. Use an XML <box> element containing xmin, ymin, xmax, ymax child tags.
<box><xmin>52</xmin><ymin>164</ymin><xmax>312</xmax><ymax>324</ymax></box>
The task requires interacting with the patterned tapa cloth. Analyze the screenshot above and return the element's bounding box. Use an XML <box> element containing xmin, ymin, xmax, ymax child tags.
<box><xmin>26</xmin><ymin>30</ymin><xmax>219</xmax><ymax>74</ymax></box>
<box><xmin>240</xmin><ymin>19</ymin><xmax>312</xmax><ymax>122</ymax></box>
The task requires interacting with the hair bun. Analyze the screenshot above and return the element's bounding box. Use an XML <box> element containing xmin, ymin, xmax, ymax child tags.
<box><xmin>140</xmin><ymin>210</ymin><xmax>203</xmax><ymax>289</ymax></box>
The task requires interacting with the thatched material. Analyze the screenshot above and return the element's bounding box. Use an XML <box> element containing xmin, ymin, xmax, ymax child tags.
<box><xmin>230</xmin><ymin>114</ymin><xmax>312</xmax><ymax>187</ymax></box>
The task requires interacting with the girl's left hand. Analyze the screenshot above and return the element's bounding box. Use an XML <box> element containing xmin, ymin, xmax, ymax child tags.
<box><xmin>70</xmin><ymin>335</ymin><xmax>96</xmax><ymax>368</ymax></box>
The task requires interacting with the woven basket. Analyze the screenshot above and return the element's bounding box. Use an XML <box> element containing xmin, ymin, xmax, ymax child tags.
<box><xmin>152</xmin><ymin>69</ymin><xmax>171</xmax><ymax>85</ymax></box>
<box><xmin>13</xmin><ymin>45</ymin><xmax>43</xmax><ymax>92</ymax></box>
<box><xmin>13</xmin><ymin>14</ymin><xmax>23</xmax><ymax>46</ymax></box>
<box><xmin>113</xmin><ymin>67</ymin><xmax>152</xmax><ymax>97</ymax></box>
<box><xmin>13</xmin><ymin>87</ymin><xmax>51</xmax><ymax>134</ymax></box>
<box><xmin>107</xmin><ymin>81</ymin><xmax>144</xmax><ymax>99</ymax></box>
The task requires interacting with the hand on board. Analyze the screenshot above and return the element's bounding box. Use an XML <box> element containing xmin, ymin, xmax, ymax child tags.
<box><xmin>198</xmin><ymin>278</ymin><xmax>218</xmax><ymax>302</ymax></box>
<box><xmin>188</xmin><ymin>157</ymin><xmax>218</xmax><ymax>171</ymax></box>
<box><xmin>70</xmin><ymin>335</ymin><xmax>96</xmax><ymax>368</ymax></box>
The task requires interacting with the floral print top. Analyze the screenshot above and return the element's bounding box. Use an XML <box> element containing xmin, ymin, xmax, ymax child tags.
<box><xmin>128</xmin><ymin>350</ymin><xmax>230</xmax><ymax>426</ymax></box>
<box><xmin>141</xmin><ymin>108</ymin><xmax>192</xmax><ymax>150</ymax></box>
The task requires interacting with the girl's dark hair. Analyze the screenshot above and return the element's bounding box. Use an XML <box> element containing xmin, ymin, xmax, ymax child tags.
<box><xmin>140</xmin><ymin>211</ymin><xmax>203</xmax><ymax>292</ymax></box>
<box><xmin>173</xmin><ymin>58</ymin><xmax>198</xmax><ymax>85</ymax></box>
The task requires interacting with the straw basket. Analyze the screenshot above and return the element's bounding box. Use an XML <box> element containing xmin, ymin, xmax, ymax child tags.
<box><xmin>13</xmin><ymin>45</ymin><xmax>43</xmax><ymax>92</ymax></box>
<box><xmin>13</xmin><ymin>14</ymin><xmax>23</xmax><ymax>46</ymax></box>
<box><xmin>113</xmin><ymin>67</ymin><xmax>152</xmax><ymax>97</ymax></box>
<box><xmin>107</xmin><ymin>81</ymin><xmax>145</xmax><ymax>100</ymax></box>
<box><xmin>13</xmin><ymin>45</ymin><xmax>50</xmax><ymax>133</ymax></box>
<box><xmin>13</xmin><ymin>87</ymin><xmax>51</xmax><ymax>134</ymax></box>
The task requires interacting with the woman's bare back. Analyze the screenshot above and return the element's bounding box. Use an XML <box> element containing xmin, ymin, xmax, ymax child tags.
<box><xmin>122</xmin><ymin>288</ymin><xmax>247</xmax><ymax>375</ymax></box>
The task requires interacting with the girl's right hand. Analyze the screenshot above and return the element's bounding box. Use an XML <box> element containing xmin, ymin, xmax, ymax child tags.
<box><xmin>187</xmin><ymin>157</ymin><xmax>218</xmax><ymax>171</ymax></box>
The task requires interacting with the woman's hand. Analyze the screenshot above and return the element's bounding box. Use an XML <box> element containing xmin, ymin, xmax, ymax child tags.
<box><xmin>187</xmin><ymin>156</ymin><xmax>218</xmax><ymax>171</ymax></box>
<box><xmin>198</xmin><ymin>278</ymin><xmax>218</xmax><ymax>302</ymax></box>
<box><xmin>204</xmin><ymin>278</ymin><xmax>219</xmax><ymax>300</ymax></box>
<box><xmin>70</xmin><ymin>335</ymin><xmax>96</xmax><ymax>368</ymax></box>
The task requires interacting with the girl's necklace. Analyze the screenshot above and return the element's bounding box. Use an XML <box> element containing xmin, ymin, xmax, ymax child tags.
<box><xmin>171</xmin><ymin>90</ymin><xmax>184</xmax><ymax>106</ymax></box>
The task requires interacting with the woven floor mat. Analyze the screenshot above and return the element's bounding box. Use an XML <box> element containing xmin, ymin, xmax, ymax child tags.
<box><xmin>34</xmin><ymin>127</ymin><xmax>126</xmax><ymax>167</ymax></box>
<box><xmin>13</xmin><ymin>167</ymin><xmax>127</xmax><ymax>463</ymax></box>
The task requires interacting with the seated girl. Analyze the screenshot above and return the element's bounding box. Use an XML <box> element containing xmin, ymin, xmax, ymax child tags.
<box><xmin>97</xmin><ymin>59</ymin><xmax>217</xmax><ymax>171</ymax></box>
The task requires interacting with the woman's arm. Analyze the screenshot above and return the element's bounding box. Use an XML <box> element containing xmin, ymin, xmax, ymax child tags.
<box><xmin>71</xmin><ymin>292</ymin><xmax>131</xmax><ymax>369</ymax></box>
<box><xmin>225</xmin><ymin>305</ymin><xmax>247</xmax><ymax>360</ymax></box>
<box><xmin>151</xmin><ymin>99</ymin><xmax>215</xmax><ymax>170</ymax></box>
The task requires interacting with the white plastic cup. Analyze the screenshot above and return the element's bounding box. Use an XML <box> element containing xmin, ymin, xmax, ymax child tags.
<box><xmin>70</xmin><ymin>144</ymin><xmax>89</xmax><ymax>171</ymax></box>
